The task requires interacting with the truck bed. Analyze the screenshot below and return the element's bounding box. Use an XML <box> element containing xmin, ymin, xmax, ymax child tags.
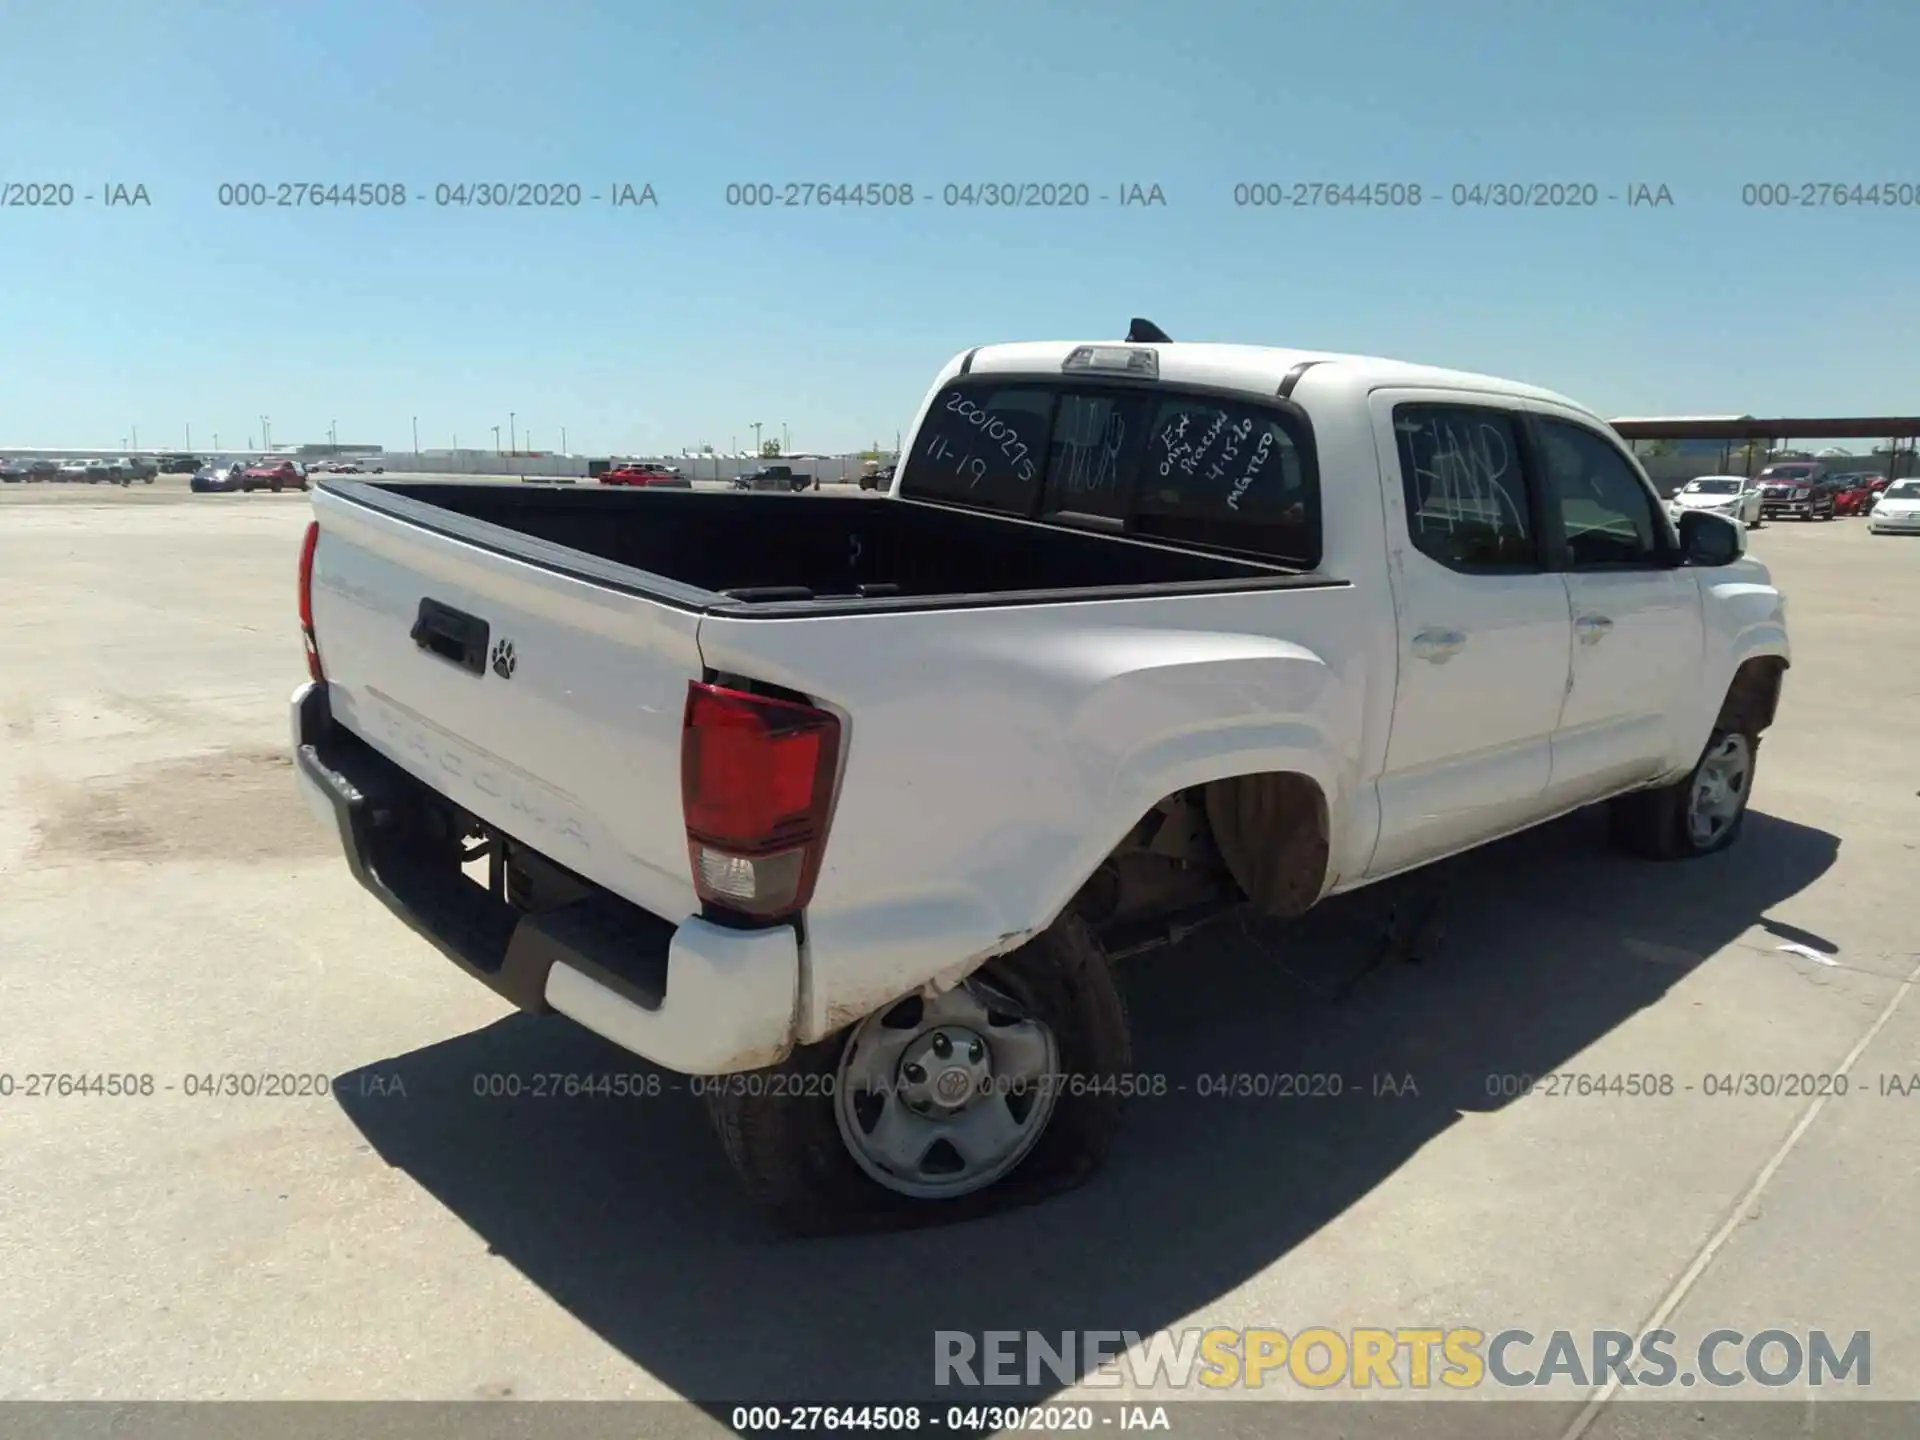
<box><xmin>302</xmin><ymin>473</ymin><xmax>1357</xmax><ymax>1022</ymax></box>
<box><xmin>321</xmin><ymin>480</ymin><xmax>1313</xmax><ymax>613</ymax></box>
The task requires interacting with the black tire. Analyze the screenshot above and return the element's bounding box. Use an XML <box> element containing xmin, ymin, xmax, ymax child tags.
<box><xmin>1607</xmin><ymin>728</ymin><xmax>1757</xmax><ymax>861</ymax></box>
<box><xmin>707</xmin><ymin>913</ymin><xmax>1131</xmax><ymax>1237</ymax></box>
<box><xmin>269</xmin><ymin>480</ymin><xmax>283</xmax><ymax>493</ymax></box>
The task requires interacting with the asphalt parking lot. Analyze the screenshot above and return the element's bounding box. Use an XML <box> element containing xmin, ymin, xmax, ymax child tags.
<box><xmin>1</xmin><ymin>483</ymin><xmax>1915</xmax><ymax>1428</ymax></box>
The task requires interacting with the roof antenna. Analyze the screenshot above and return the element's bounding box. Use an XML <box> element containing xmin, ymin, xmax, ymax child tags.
<box><xmin>1126</xmin><ymin>317</ymin><xmax>1171</xmax><ymax>343</ymax></box>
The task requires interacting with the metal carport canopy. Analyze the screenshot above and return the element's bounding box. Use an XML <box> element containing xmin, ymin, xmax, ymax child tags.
<box><xmin>1610</xmin><ymin>415</ymin><xmax>1920</xmax><ymax>441</ymax></box>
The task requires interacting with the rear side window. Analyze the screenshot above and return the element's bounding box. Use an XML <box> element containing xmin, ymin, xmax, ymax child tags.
<box><xmin>1392</xmin><ymin>405</ymin><xmax>1537</xmax><ymax>571</ymax></box>
<box><xmin>1132</xmin><ymin>396</ymin><xmax>1316</xmax><ymax>565</ymax></box>
<box><xmin>901</xmin><ymin>386</ymin><xmax>1054</xmax><ymax>514</ymax></box>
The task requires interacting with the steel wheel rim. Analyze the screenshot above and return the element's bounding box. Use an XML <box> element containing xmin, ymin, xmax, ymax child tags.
<box><xmin>833</xmin><ymin>974</ymin><xmax>1061</xmax><ymax>1200</ymax></box>
<box><xmin>1686</xmin><ymin>733</ymin><xmax>1751</xmax><ymax>847</ymax></box>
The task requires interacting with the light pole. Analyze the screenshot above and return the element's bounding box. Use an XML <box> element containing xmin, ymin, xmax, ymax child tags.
<box><xmin>752</xmin><ymin>421</ymin><xmax>763</xmax><ymax>455</ymax></box>
<box><xmin>509</xmin><ymin>412</ymin><xmax>516</xmax><ymax>455</ymax></box>
<box><xmin>491</xmin><ymin>425</ymin><xmax>501</xmax><ymax>456</ymax></box>
<box><xmin>782</xmin><ymin>422</ymin><xmax>789</xmax><ymax>454</ymax></box>
<box><xmin>186</xmin><ymin>423</ymin><xmax>192</xmax><ymax>452</ymax></box>
<box><xmin>131</xmin><ymin>425</ymin><xmax>138</xmax><ymax>450</ymax></box>
<box><xmin>561</xmin><ymin>426</ymin><xmax>567</xmax><ymax>454</ymax></box>
<box><xmin>412</xmin><ymin>415</ymin><xmax>419</xmax><ymax>455</ymax></box>
<box><xmin>329</xmin><ymin>419</ymin><xmax>337</xmax><ymax>452</ymax></box>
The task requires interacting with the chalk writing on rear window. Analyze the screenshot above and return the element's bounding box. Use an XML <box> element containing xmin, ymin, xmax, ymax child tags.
<box><xmin>935</xmin><ymin>391</ymin><xmax>1037</xmax><ymax>487</ymax></box>
<box><xmin>1131</xmin><ymin>397</ymin><xmax>1315</xmax><ymax>564</ymax></box>
<box><xmin>1144</xmin><ymin>402</ymin><xmax>1302</xmax><ymax>519</ymax></box>
<box><xmin>1038</xmin><ymin>393</ymin><xmax>1147</xmax><ymax>525</ymax></box>
<box><xmin>903</xmin><ymin>386</ymin><xmax>1054</xmax><ymax>514</ymax></box>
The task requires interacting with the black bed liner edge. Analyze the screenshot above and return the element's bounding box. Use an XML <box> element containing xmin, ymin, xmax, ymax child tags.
<box><xmin>315</xmin><ymin>479</ymin><xmax>1351</xmax><ymax>619</ymax></box>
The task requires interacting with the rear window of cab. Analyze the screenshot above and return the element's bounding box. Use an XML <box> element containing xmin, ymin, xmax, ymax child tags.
<box><xmin>900</xmin><ymin>380</ymin><xmax>1321</xmax><ymax>568</ymax></box>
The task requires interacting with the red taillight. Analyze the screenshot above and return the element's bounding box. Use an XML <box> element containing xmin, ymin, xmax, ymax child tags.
<box><xmin>681</xmin><ymin>681</ymin><xmax>841</xmax><ymax>919</ymax></box>
<box><xmin>297</xmin><ymin>520</ymin><xmax>324</xmax><ymax>682</ymax></box>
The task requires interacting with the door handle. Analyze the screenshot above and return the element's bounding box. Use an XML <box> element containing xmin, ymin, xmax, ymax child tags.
<box><xmin>1411</xmin><ymin>628</ymin><xmax>1466</xmax><ymax>663</ymax></box>
<box><xmin>1575</xmin><ymin>614</ymin><xmax>1614</xmax><ymax>645</ymax></box>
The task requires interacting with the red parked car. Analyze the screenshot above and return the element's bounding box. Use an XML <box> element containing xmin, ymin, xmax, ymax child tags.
<box><xmin>1832</xmin><ymin>473</ymin><xmax>1888</xmax><ymax>516</ymax></box>
<box><xmin>239</xmin><ymin>460</ymin><xmax>307</xmax><ymax>493</ymax></box>
<box><xmin>599</xmin><ymin>462</ymin><xmax>691</xmax><ymax>488</ymax></box>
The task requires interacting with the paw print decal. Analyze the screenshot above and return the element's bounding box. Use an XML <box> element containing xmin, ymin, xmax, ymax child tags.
<box><xmin>490</xmin><ymin>638</ymin><xmax>516</xmax><ymax>679</ymax></box>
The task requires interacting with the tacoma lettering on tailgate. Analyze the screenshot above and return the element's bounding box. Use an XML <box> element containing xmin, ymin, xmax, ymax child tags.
<box><xmin>363</xmin><ymin>692</ymin><xmax>589</xmax><ymax>848</ymax></box>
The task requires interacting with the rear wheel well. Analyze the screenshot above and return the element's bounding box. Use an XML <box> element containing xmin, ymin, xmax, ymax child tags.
<box><xmin>1070</xmin><ymin>771</ymin><xmax>1331</xmax><ymax>937</ymax></box>
<box><xmin>1202</xmin><ymin>772</ymin><xmax>1331</xmax><ymax>918</ymax></box>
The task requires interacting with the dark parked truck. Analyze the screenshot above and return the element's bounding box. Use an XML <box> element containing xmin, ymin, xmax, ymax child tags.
<box><xmin>733</xmin><ymin>464</ymin><xmax>812</xmax><ymax>492</ymax></box>
<box><xmin>290</xmin><ymin>330</ymin><xmax>1790</xmax><ymax>1232</ymax></box>
<box><xmin>1755</xmin><ymin>462</ymin><xmax>1835</xmax><ymax>520</ymax></box>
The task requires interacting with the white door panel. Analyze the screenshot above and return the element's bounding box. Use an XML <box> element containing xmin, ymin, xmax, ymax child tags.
<box><xmin>1366</xmin><ymin>393</ymin><xmax>1574</xmax><ymax>878</ymax></box>
<box><xmin>1552</xmin><ymin>570</ymin><xmax>1703</xmax><ymax>801</ymax></box>
<box><xmin>1526</xmin><ymin>407</ymin><xmax>1708</xmax><ymax>804</ymax></box>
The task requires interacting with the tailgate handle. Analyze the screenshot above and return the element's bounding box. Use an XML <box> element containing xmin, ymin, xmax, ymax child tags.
<box><xmin>410</xmin><ymin>598</ymin><xmax>490</xmax><ymax>675</ymax></box>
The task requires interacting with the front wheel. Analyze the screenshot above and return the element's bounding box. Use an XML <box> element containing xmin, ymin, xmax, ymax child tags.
<box><xmin>1608</xmin><ymin>729</ymin><xmax>1757</xmax><ymax>860</ymax></box>
<box><xmin>706</xmin><ymin>913</ymin><xmax>1131</xmax><ymax>1236</ymax></box>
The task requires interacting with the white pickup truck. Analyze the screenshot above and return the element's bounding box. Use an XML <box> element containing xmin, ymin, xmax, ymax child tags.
<box><xmin>292</xmin><ymin>326</ymin><xmax>1789</xmax><ymax>1232</ymax></box>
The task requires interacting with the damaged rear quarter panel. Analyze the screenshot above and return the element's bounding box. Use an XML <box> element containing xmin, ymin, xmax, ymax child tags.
<box><xmin>695</xmin><ymin>589</ymin><xmax>1369</xmax><ymax>1046</ymax></box>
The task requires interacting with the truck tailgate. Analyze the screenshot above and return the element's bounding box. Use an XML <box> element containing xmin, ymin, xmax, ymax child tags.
<box><xmin>307</xmin><ymin>485</ymin><xmax>706</xmax><ymax>922</ymax></box>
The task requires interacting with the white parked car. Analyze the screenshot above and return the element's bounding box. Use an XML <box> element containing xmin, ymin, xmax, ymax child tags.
<box><xmin>1668</xmin><ymin>475</ymin><xmax>1763</xmax><ymax>528</ymax></box>
<box><xmin>289</xmin><ymin>329</ymin><xmax>1791</xmax><ymax>1231</ymax></box>
<box><xmin>1867</xmin><ymin>478</ymin><xmax>1920</xmax><ymax>534</ymax></box>
<box><xmin>57</xmin><ymin>459</ymin><xmax>93</xmax><ymax>482</ymax></box>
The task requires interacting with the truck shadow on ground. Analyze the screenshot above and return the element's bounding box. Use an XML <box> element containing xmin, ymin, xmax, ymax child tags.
<box><xmin>335</xmin><ymin>806</ymin><xmax>1836</xmax><ymax>1412</ymax></box>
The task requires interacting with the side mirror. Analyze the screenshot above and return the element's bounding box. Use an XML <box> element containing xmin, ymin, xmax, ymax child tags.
<box><xmin>1678</xmin><ymin>509</ymin><xmax>1745</xmax><ymax>566</ymax></box>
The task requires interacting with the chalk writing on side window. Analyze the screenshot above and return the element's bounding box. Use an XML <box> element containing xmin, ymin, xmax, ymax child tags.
<box><xmin>1399</xmin><ymin>413</ymin><xmax>1527</xmax><ymax>537</ymax></box>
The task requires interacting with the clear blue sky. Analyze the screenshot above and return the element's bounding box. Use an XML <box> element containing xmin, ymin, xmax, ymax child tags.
<box><xmin>2</xmin><ymin>0</ymin><xmax>1914</xmax><ymax>455</ymax></box>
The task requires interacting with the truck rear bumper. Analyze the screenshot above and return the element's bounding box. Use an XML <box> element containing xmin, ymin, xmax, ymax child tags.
<box><xmin>291</xmin><ymin>681</ymin><xmax>800</xmax><ymax>1075</ymax></box>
